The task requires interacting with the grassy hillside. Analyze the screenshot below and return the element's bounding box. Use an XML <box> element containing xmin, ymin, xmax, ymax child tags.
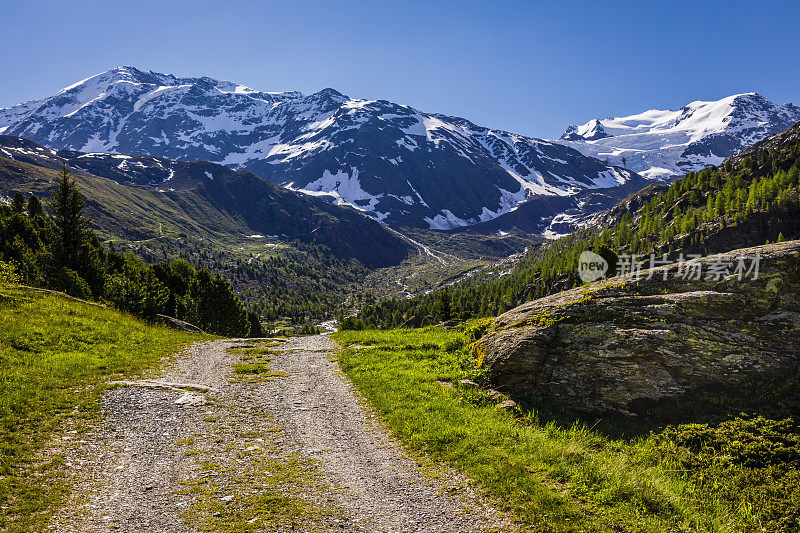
<box><xmin>0</xmin><ymin>156</ymin><xmax>243</xmax><ymax>242</ymax></box>
<box><xmin>0</xmin><ymin>283</ymin><xmax>202</xmax><ymax>531</ymax></box>
<box><xmin>334</xmin><ymin>327</ymin><xmax>800</xmax><ymax>532</ymax></box>
<box><xmin>0</xmin><ymin>157</ymin><xmax>370</xmax><ymax>323</ymax></box>
<box><xmin>0</xmin><ymin>137</ymin><xmax>412</xmax><ymax>268</ymax></box>
<box><xmin>0</xmin><ymin>151</ymin><xmax>537</xmax><ymax>323</ymax></box>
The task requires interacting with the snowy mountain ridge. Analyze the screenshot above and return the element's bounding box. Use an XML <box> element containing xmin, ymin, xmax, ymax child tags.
<box><xmin>558</xmin><ymin>92</ymin><xmax>800</xmax><ymax>180</ymax></box>
<box><xmin>0</xmin><ymin>66</ymin><xmax>637</xmax><ymax>230</ymax></box>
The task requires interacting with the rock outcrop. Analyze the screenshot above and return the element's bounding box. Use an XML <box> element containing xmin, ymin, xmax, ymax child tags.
<box><xmin>476</xmin><ymin>241</ymin><xmax>800</xmax><ymax>415</ymax></box>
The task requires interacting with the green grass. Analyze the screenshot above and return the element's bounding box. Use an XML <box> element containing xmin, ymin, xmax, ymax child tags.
<box><xmin>333</xmin><ymin>326</ymin><xmax>788</xmax><ymax>532</ymax></box>
<box><xmin>0</xmin><ymin>284</ymin><xmax>202</xmax><ymax>531</ymax></box>
<box><xmin>229</xmin><ymin>345</ymin><xmax>288</xmax><ymax>381</ymax></box>
<box><xmin>178</xmin><ymin>450</ymin><xmax>339</xmax><ymax>532</ymax></box>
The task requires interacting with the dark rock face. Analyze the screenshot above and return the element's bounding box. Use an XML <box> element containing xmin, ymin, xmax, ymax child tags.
<box><xmin>476</xmin><ymin>241</ymin><xmax>800</xmax><ymax>415</ymax></box>
<box><xmin>561</xmin><ymin>119</ymin><xmax>610</xmax><ymax>141</ymax></box>
<box><xmin>465</xmin><ymin>175</ymin><xmax>649</xmax><ymax>236</ymax></box>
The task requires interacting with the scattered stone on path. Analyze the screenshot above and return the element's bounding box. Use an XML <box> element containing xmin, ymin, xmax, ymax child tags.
<box><xmin>173</xmin><ymin>392</ymin><xmax>206</xmax><ymax>406</ymax></box>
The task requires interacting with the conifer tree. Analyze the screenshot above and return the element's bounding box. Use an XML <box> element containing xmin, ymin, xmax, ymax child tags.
<box><xmin>47</xmin><ymin>165</ymin><xmax>90</xmax><ymax>272</ymax></box>
<box><xmin>435</xmin><ymin>288</ymin><xmax>452</xmax><ymax>322</ymax></box>
<box><xmin>10</xmin><ymin>193</ymin><xmax>26</xmax><ymax>214</ymax></box>
<box><xmin>26</xmin><ymin>195</ymin><xmax>44</xmax><ymax>218</ymax></box>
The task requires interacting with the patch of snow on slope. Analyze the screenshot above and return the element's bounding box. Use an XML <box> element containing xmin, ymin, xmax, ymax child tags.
<box><xmin>267</xmin><ymin>139</ymin><xmax>332</xmax><ymax>161</ymax></box>
<box><xmin>290</xmin><ymin>168</ymin><xmax>389</xmax><ymax>220</ymax></box>
<box><xmin>424</xmin><ymin>209</ymin><xmax>470</xmax><ymax>230</ymax></box>
<box><xmin>542</xmin><ymin>212</ymin><xmax>580</xmax><ymax>240</ymax></box>
<box><xmin>406</xmin><ymin>180</ymin><xmax>429</xmax><ymax>208</ymax></box>
<box><xmin>134</xmin><ymin>85</ymin><xmax>192</xmax><ymax>111</ymax></box>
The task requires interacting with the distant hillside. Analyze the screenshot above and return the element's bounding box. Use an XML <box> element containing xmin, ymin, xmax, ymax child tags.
<box><xmin>0</xmin><ymin>135</ymin><xmax>409</xmax><ymax>268</ymax></box>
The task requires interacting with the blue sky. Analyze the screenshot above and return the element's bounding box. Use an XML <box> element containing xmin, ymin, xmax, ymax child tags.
<box><xmin>3</xmin><ymin>0</ymin><xmax>799</xmax><ymax>138</ymax></box>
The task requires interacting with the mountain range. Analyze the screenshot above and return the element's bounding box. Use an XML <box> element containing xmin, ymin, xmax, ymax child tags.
<box><xmin>559</xmin><ymin>92</ymin><xmax>800</xmax><ymax>180</ymax></box>
<box><xmin>1</xmin><ymin>67</ymin><xmax>798</xmax><ymax>236</ymax></box>
<box><xmin>0</xmin><ymin>67</ymin><xmax>638</xmax><ymax>231</ymax></box>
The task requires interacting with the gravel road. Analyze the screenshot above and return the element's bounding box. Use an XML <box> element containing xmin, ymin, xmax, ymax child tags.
<box><xmin>49</xmin><ymin>335</ymin><xmax>513</xmax><ymax>532</ymax></box>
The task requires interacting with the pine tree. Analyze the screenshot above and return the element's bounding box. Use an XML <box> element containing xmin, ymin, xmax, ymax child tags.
<box><xmin>247</xmin><ymin>311</ymin><xmax>263</xmax><ymax>338</ymax></box>
<box><xmin>193</xmin><ymin>270</ymin><xmax>249</xmax><ymax>336</ymax></box>
<box><xmin>26</xmin><ymin>195</ymin><xmax>44</xmax><ymax>218</ymax></box>
<box><xmin>10</xmin><ymin>193</ymin><xmax>26</xmax><ymax>214</ymax></box>
<box><xmin>47</xmin><ymin>165</ymin><xmax>91</xmax><ymax>271</ymax></box>
<box><xmin>435</xmin><ymin>288</ymin><xmax>452</xmax><ymax>322</ymax></box>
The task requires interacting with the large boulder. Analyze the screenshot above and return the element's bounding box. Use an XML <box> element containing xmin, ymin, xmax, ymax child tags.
<box><xmin>475</xmin><ymin>241</ymin><xmax>800</xmax><ymax>415</ymax></box>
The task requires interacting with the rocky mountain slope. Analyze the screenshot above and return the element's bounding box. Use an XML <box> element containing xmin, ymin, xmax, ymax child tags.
<box><xmin>0</xmin><ymin>135</ymin><xmax>409</xmax><ymax>267</ymax></box>
<box><xmin>0</xmin><ymin>66</ymin><xmax>638</xmax><ymax>230</ymax></box>
<box><xmin>558</xmin><ymin>92</ymin><xmax>800</xmax><ymax>180</ymax></box>
<box><xmin>476</xmin><ymin>240</ymin><xmax>800</xmax><ymax>416</ymax></box>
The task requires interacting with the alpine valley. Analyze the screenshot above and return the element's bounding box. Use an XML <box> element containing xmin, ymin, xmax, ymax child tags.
<box><xmin>2</xmin><ymin>67</ymin><xmax>799</xmax><ymax>305</ymax></box>
<box><xmin>3</xmin><ymin>60</ymin><xmax>800</xmax><ymax>533</ymax></box>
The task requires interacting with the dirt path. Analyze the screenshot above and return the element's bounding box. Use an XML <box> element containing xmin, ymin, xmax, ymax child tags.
<box><xmin>50</xmin><ymin>336</ymin><xmax>512</xmax><ymax>532</ymax></box>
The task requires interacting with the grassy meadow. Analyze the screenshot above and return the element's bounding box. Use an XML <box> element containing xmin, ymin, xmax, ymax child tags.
<box><xmin>334</xmin><ymin>326</ymin><xmax>799</xmax><ymax>532</ymax></box>
<box><xmin>0</xmin><ymin>284</ymin><xmax>202</xmax><ymax>531</ymax></box>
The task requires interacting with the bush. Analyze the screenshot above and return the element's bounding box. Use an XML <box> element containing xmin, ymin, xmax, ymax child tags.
<box><xmin>192</xmin><ymin>270</ymin><xmax>250</xmax><ymax>337</ymax></box>
<box><xmin>656</xmin><ymin>416</ymin><xmax>800</xmax><ymax>469</ymax></box>
<box><xmin>55</xmin><ymin>267</ymin><xmax>91</xmax><ymax>300</ymax></box>
<box><xmin>464</xmin><ymin>317</ymin><xmax>494</xmax><ymax>341</ymax></box>
<box><xmin>0</xmin><ymin>261</ymin><xmax>19</xmax><ymax>285</ymax></box>
<box><xmin>443</xmin><ymin>337</ymin><xmax>465</xmax><ymax>353</ymax></box>
<box><xmin>654</xmin><ymin>416</ymin><xmax>800</xmax><ymax>532</ymax></box>
<box><xmin>103</xmin><ymin>257</ymin><xmax>169</xmax><ymax>318</ymax></box>
<box><xmin>247</xmin><ymin>311</ymin><xmax>263</xmax><ymax>338</ymax></box>
<box><xmin>340</xmin><ymin>316</ymin><xmax>365</xmax><ymax>330</ymax></box>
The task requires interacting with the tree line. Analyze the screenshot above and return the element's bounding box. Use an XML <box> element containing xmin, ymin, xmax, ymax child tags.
<box><xmin>0</xmin><ymin>166</ymin><xmax>260</xmax><ymax>337</ymax></box>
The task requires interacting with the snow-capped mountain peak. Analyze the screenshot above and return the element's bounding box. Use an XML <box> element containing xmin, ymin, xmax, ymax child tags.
<box><xmin>1</xmin><ymin>66</ymin><xmax>638</xmax><ymax>230</ymax></box>
<box><xmin>562</xmin><ymin>119</ymin><xmax>609</xmax><ymax>141</ymax></box>
<box><xmin>558</xmin><ymin>92</ymin><xmax>800</xmax><ymax>180</ymax></box>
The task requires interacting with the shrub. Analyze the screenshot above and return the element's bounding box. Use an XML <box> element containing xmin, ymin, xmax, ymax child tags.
<box><xmin>443</xmin><ymin>337</ymin><xmax>465</xmax><ymax>352</ymax></box>
<box><xmin>654</xmin><ymin>416</ymin><xmax>800</xmax><ymax>532</ymax></box>
<box><xmin>104</xmin><ymin>257</ymin><xmax>169</xmax><ymax>318</ymax></box>
<box><xmin>0</xmin><ymin>261</ymin><xmax>19</xmax><ymax>285</ymax></box>
<box><xmin>340</xmin><ymin>316</ymin><xmax>365</xmax><ymax>330</ymax></box>
<box><xmin>192</xmin><ymin>270</ymin><xmax>249</xmax><ymax>337</ymax></box>
<box><xmin>464</xmin><ymin>317</ymin><xmax>494</xmax><ymax>341</ymax></box>
<box><xmin>55</xmin><ymin>267</ymin><xmax>91</xmax><ymax>300</ymax></box>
